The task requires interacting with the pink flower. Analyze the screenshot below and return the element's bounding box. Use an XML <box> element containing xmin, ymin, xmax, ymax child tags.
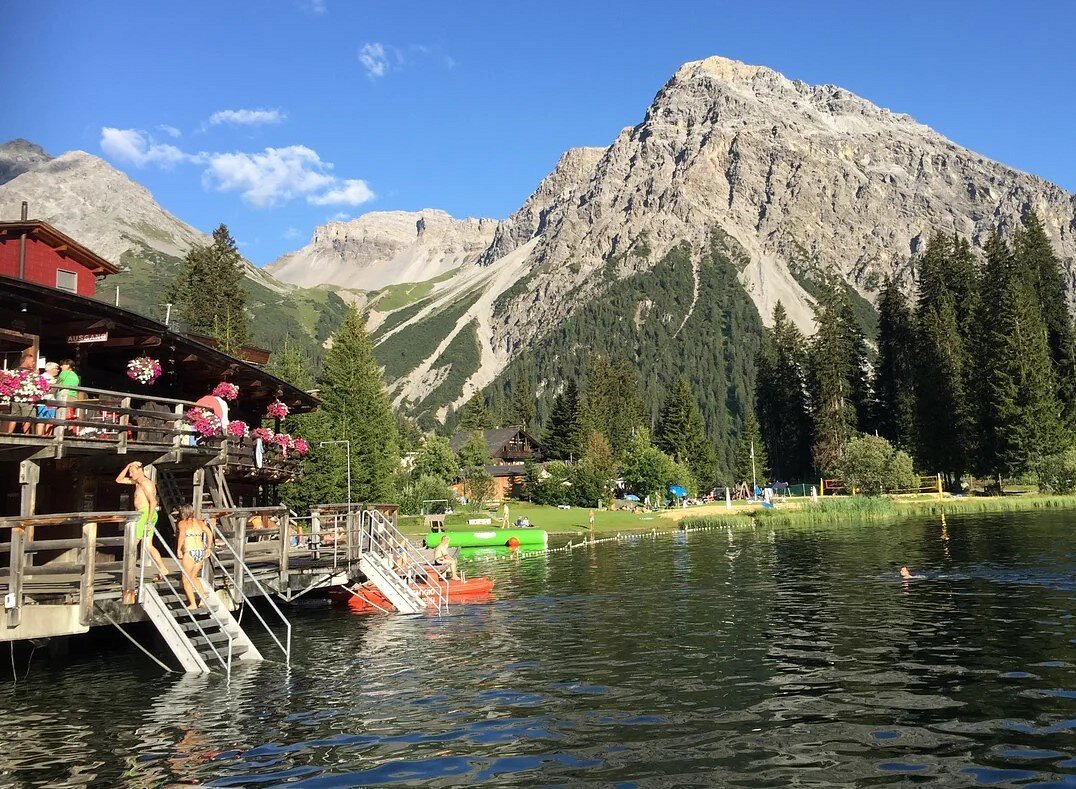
<box><xmin>265</xmin><ymin>400</ymin><xmax>289</xmax><ymax>419</ymax></box>
<box><xmin>226</xmin><ymin>420</ymin><xmax>249</xmax><ymax>439</ymax></box>
<box><xmin>293</xmin><ymin>437</ymin><xmax>310</xmax><ymax>456</ymax></box>
<box><xmin>127</xmin><ymin>356</ymin><xmax>162</xmax><ymax>385</ymax></box>
<box><xmin>185</xmin><ymin>407</ymin><xmax>221</xmax><ymax>437</ymax></box>
<box><xmin>0</xmin><ymin>370</ymin><xmax>50</xmax><ymax>404</ymax></box>
<box><xmin>212</xmin><ymin>381</ymin><xmax>240</xmax><ymax>401</ymax></box>
<box><xmin>251</xmin><ymin>427</ymin><xmax>274</xmax><ymax>443</ymax></box>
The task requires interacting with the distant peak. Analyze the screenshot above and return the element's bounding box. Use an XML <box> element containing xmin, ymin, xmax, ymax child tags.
<box><xmin>676</xmin><ymin>55</ymin><xmax>770</xmax><ymax>82</ymax></box>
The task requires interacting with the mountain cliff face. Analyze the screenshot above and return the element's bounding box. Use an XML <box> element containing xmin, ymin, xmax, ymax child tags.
<box><xmin>0</xmin><ymin>139</ymin><xmax>52</xmax><ymax>186</ymax></box>
<box><xmin>267</xmin><ymin>210</ymin><xmax>497</xmax><ymax>291</ymax></box>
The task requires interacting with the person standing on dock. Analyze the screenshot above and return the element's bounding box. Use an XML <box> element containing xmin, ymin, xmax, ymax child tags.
<box><xmin>116</xmin><ymin>461</ymin><xmax>169</xmax><ymax>579</ymax></box>
<box><xmin>502</xmin><ymin>501</ymin><xmax>510</xmax><ymax>529</ymax></box>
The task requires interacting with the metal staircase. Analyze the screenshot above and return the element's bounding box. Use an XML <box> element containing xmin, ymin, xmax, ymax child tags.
<box><xmin>140</xmin><ymin>532</ymin><xmax>263</xmax><ymax>676</ymax></box>
<box><xmin>355</xmin><ymin>508</ymin><xmax>449</xmax><ymax>615</ymax></box>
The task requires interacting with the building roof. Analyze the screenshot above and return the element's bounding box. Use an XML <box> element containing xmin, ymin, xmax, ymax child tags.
<box><xmin>0</xmin><ymin>220</ymin><xmax>120</xmax><ymax>276</ymax></box>
<box><xmin>0</xmin><ymin>274</ymin><xmax>318</xmax><ymax>414</ymax></box>
<box><xmin>449</xmin><ymin>426</ymin><xmax>543</xmax><ymax>457</ymax></box>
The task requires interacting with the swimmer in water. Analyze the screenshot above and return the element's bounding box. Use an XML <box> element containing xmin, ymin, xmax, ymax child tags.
<box><xmin>899</xmin><ymin>565</ymin><xmax>913</xmax><ymax>579</ymax></box>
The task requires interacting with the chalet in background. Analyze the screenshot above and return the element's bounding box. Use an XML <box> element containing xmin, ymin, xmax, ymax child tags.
<box><xmin>450</xmin><ymin>426</ymin><xmax>544</xmax><ymax>499</ymax></box>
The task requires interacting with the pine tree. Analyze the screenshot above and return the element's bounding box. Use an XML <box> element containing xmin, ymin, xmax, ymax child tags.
<box><xmin>755</xmin><ymin>302</ymin><xmax>813</xmax><ymax>480</ymax></box>
<box><xmin>167</xmin><ymin>224</ymin><xmax>249</xmax><ymax>352</ymax></box>
<box><xmin>655</xmin><ymin>377</ymin><xmax>717</xmax><ymax>487</ymax></box>
<box><xmin>735</xmin><ymin>412</ymin><xmax>770</xmax><ymax>486</ymax></box>
<box><xmin>543</xmin><ymin>379</ymin><xmax>581</xmax><ymax>460</ymax></box>
<box><xmin>579</xmin><ymin>357</ymin><xmax>645</xmax><ymax>456</ymax></box>
<box><xmin>509</xmin><ymin>375</ymin><xmax>536</xmax><ymax>430</ymax></box>
<box><xmin>308</xmin><ymin>307</ymin><xmax>399</xmax><ymax>502</ymax></box>
<box><xmin>459</xmin><ymin>394</ymin><xmax>494</xmax><ymax>432</ymax></box>
<box><xmin>268</xmin><ymin>337</ymin><xmax>325</xmax><ymax>510</ymax></box>
<box><xmin>976</xmin><ymin>232</ymin><xmax>1065</xmax><ymax>480</ymax></box>
<box><xmin>808</xmin><ymin>283</ymin><xmax>869</xmax><ymax>476</ymax></box>
<box><xmin>873</xmin><ymin>278</ymin><xmax>917</xmax><ymax>452</ymax></box>
<box><xmin>915</xmin><ymin>233</ymin><xmax>975</xmax><ymax>483</ymax></box>
<box><xmin>1015</xmin><ymin>212</ymin><xmax>1076</xmax><ymax>427</ymax></box>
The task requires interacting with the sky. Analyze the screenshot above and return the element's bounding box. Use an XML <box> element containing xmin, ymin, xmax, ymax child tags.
<box><xmin>2</xmin><ymin>1</ymin><xmax>1074</xmax><ymax>266</ymax></box>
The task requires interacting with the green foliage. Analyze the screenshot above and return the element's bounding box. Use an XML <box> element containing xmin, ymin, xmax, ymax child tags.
<box><xmin>809</xmin><ymin>281</ymin><xmax>870</xmax><ymax>475</ymax></box>
<box><xmin>307</xmin><ymin>306</ymin><xmax>400</xmax><ymax>503</ymax></box>
<box><xmin>755</xmin><ymin>302</ymin><xmax>813</xmax><ymax>480</ymax></box>
<box><xmin>373</xmin><ymin>291</ymin><xmax>481</xmax><ymax>381</ymax></box>
<box><xmin>621</xmin><ymin>427</ymin><xmax>678</xmax><ymax>501</ymax></box>
<box><xmin>167</xmin><ymin>224</ymin><xmax>249</xmax><ymax>352</ymax></box>
<box><xmin>485</xmin><ymin>236</ymin><xmax>763</xmax><ymax>478</ymax></box>
<box><xmin>543</xmin><ymin>380</ymin><xmax>582</xmax><ymax>460</ymax></box>
<box><xmin>396</xmin><ymin>474</ymin><xmax>456</xmax><ymax>515</ymax></box>
<box><xmin>457</xmin><ymin>429</ymin><xmax>494</xmax><ymax>469</ymax></box>
<box><xmin>1034</xmin><ymin>447</ymin><xmax>1076</xmax><ymax>494</ymax></box>
<box><xmin>655</xmin><ymin>377</ymin><xmax>717</xmax><ymax>487</ymax></box>
<box><xmin>579</xmin><ymin>356</ymin><xmax>646</xmax><ymax>457</ymax></box>
<box><xmin>872</xmin><ymin>278</ymin><xmax>917</xmax><ymax>453</ymax></box>
<box><xmin>839</xmin><ymin>435</ymin><xmax>916</xmax><ymax>495</ymax></box>
<box><xmin>412</xmin><ymin>320</ymin><xmax>482</xmax><ymax>424</ymax></box>
<box><xmin>412</xmin><ymin>435</ymin><xmax>458</xmax><ymax>483</ymax></box>
<box><xmin>734</xmin><ymin>412</ymin><xmax>769</xmax><ymax>485</ymax></box>
<box><xmin>459</xmin><ymin>395</ymin><xmax>494</xmax><ymax>432</ymax></box>
<box><xmin>508</xmin><ymin>375</ymin><xmax>537</xmax><ymax>430</ymax></box>
<box><xmin>529</xmin><ymin>461</ymin><xmax>571</xmax><ymax>506</ymax></box>
<box><xmin>916</xmin><ymin>233</ymin><xmax>975</xmax><ymax>479</ymax></box>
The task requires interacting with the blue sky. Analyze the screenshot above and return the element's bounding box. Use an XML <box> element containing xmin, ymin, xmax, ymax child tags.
<box><xmin>2</xmin><ymin>1</ymin><xmax>1074</xmax><ymax>265</ymax></box>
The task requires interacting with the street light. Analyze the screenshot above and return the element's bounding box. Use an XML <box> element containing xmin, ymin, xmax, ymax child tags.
<box><xmin>319</xmin><ymin>440</ymin><xmax>351</xmax><ymax>505</ymax></box>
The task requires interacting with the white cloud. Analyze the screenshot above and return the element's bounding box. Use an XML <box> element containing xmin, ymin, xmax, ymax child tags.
<box><xmin>359</xmin><ymin>42</ymin><xmax>389</xmax><ymax>78</ymax></box>
<box><xmin>300</xmin><ymin>0</ymin><xmax>326</xmax><ymax>14</ymax></box>
<box><xmin>283</xmin><ymin>226</ymin><xmax>303</xmax><ymax>240</ymax></box>
<box><xmin>209</xmin><ymin>108</ymin><xmax>286</xmax><ymax>127</ymax></box>
<box><xmin>156</xmin><ymin>124</ymin><xmax>182</xmax><ymax>138</ymax></box>
<box><xmin>99</xmin><ymin>127</ymin><xmax>373</xmax><ymax>208</ymax></box>
<box><xmin>100</xmin><ymin>127</ymin><xmax>193</xmax><ymax>168</ymax></box>
<box><xmin>307</xmin><ymin>178</ymin><xmax>375</xmax><ymax>206</ymax></box>
<box><xmin>330</xmin><ymin>212</ymin><xmax>350</xmax><ymax>222</ymax></box>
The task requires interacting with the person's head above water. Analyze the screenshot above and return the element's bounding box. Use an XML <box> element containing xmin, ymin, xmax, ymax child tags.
<box><xmin>899</xmin><ymin>566</ymin><xmax>913</xmax><ymax>579</ymax></box>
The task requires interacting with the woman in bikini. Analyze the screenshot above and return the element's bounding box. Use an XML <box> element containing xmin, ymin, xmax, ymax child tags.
<box><xmin>176</xmin><ymin>503</ymin><xmax>214</xmax><ymax>609</ymax></box>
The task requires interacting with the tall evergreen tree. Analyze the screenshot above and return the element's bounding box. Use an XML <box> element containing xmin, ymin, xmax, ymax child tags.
<box><xmin>543</xmin><ymin>380</ymin><xmax>581</xmax><ymax>460</ymax></box>
<box><xmin>808</xmin><ymin>283</ymin><xmax>869</xmax><ymax>476</ymax></box>
<box><xmin>655</xmin><ymin>376</ymin><xmax>717</xmax><ymax>487</ymax></box>
<box><xmin>509</xmin><ymin>375</ymin><xmax>536</xmax><ymax>430</ymax></box>
<box><xmin>167</xmin><ymin>224</ymin><xmax>249</xmax><ymax>352</ymax></box>
<box><xmin>755</xmin><ymin>302</ymin><xmax>813</xmax><ymax>480</ymax></box>
<box><xmin>306</xmin><ymin>307</ymin><xmax>399</xmax><ymax>503</ymax></box>
<box><xmin>975</xmin><ymin>232</ymin><xmax>1065</xmax><ymax>480</ymax></box>
<box><xmin>873</xmin><ymin>278</ymin><xmax>917</xmax><ymax>452</ymax></box>
<box><xmin>1015</xmin><ymin>212</ymin><xmax>1076</xmax><ymax>427</ymax></box>
<box><xmin>579</xmin><ymin>357</ymin><xmax>646</xmax><ymax>456</ymax></box>
<box><xmin>459</xmin><ymin>394</ymin><xmax>494</xmax><ymax>432</ymax></box>
<box><xmin>735</xmin><ymin>412</ymin><xmax>770</xmax><ymax>486</ymax></box>
<box><xmin>915</xmin><ymin>233</ymin><xmax>975</xmax><ymax>482</ymax></box>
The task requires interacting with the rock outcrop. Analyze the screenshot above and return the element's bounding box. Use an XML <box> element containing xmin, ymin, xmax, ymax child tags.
<box><xmin>0</xmin><ymin>139</ymin><xmax>52</xmax><ymax>186</ymax></box>
<box><xmin>267</xmin><ymin>210</ymin><xmax>498</xmax><ymax>291</ymax></box>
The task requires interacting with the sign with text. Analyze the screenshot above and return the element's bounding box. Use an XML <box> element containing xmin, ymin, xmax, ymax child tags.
<box><xmin>67</xmin><ymin>331</ymin><xmax>108</xmax><ymax>345</ymax></box>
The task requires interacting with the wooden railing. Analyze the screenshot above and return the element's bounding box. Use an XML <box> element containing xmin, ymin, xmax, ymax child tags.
<box><xmin>0</xmin><ymin>511</ymin><xmax>140</xmax><ymax>630</ymax></box>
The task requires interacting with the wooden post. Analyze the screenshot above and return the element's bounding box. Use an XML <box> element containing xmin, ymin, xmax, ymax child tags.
<box><xmin>117</xmin><ymin>396</ymin><xmax>131</xmax><ymax>454</ymax></box>
<box><xmin>192</xmin><ymin>468</ymin><xmax>205</xmax><ymax>518</ymax></box>
<box><xmin>279</xmin><ymin>510</ymin><xmax>290</xmax><ymax>588</ymax></box>
<box><xmin>233</xmin><ymin>516</ymin><xmax>246</xmax><ymax>604</ymax></box>
<box><xmin>19</xmin><ymin>459</ymin><xmax>39</xmax><ymax>517</ymax></box>
<box><xmin>121</xmin><ymin>521</ymin><xmax>139</xmax><ymax>604</ymax></box>
<box><xmin>7</xmin><ymin>527</ymin><xmax>25</xmax><ymax>628</ymax></box>
<box><xmin>79</xmin><ymin>522</ymin><xmax>97</xmax><ymax>625</ymax></box>
<box><xmin>937</xmin><ymin>473</ymin><xmax>943</xmax><ymax>501</ymax></box>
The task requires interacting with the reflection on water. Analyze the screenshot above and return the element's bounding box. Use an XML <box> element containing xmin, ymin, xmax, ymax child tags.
<box><xmin>0</xmin><ymin>511</ymin><xmax>1073</xmax><ymax>786</ymax></box>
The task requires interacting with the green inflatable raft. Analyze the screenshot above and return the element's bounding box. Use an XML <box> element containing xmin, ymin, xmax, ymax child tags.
<box><xmin>425</xmin><ymin>529</ymin><xmax>548</xmax><ymax>549</ymax></box>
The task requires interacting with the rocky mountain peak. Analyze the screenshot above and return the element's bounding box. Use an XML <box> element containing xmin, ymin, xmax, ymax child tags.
<box><xmin>0</xmin><ymin>138</ymin><xmax>53</xmax><ymax>187</ymax></box>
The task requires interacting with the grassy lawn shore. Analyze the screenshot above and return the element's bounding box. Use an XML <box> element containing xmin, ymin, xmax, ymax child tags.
<box><xmin>399</xmin><ymin>494</ymin><xmax>1076</xmax><ymax>539</ymax></box>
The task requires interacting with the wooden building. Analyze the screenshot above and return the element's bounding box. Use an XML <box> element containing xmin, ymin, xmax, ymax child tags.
<box><xmin>449</xmin><ymin>426</ymin><xmax>544</xmax><ymax>500</ymax></box>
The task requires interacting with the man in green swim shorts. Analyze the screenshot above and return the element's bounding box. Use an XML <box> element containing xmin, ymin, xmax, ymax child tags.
<box><xmin>116</xmin><ymin>461</ymin><xmax>168</xmax><ymax>578</ymax></box>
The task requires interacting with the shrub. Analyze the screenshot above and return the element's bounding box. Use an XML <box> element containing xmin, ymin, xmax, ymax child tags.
<box><xmin>840</xmin><ymin>435</ymin><xmax>916</xmax><ymax>496</ymax></box>
<box><xmin>1035</xmin><ymin>447</ymin><xmax>1076</xmax><ymax>494</ymax></box>
<box><xmin>397</xmin><ymin>474</ymin><xmax>456</xmax><ymax>515</ymax></box>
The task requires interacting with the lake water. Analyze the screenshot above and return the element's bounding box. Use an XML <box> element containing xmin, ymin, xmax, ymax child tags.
<box><xmin>1</xmin><ymin>511</ymin><xmax>1074</xmax><ymax>786</ymax></box>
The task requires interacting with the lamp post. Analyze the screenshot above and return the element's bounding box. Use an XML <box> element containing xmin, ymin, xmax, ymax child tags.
<box><xmin>319</xmin><ymin>440</ymin><xmax>351</xmax><ymax>505</ymax></box>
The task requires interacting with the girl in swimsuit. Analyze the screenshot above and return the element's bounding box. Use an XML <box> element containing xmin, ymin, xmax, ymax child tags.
<box><xmin>177</xmin><ymin>503</ymin><xmax>214</xmax><ymax>609</ymax></box>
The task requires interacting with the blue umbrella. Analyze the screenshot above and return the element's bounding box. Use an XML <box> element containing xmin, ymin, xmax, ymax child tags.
<box><xmin>669</xmin><ymin>485</ymin><xmax>687</xmax><ymax>498</ymax></box>
<box><xmin>624</xmin><ymin>493</ymin><xmax>641</xmax><ymax>501</ymax></box>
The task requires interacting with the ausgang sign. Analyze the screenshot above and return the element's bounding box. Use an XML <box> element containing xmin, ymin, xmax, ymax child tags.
<box><xmin>67</xmin><ymin>331</ymin><xmax>109</xmax><ymax>344</ymax></box>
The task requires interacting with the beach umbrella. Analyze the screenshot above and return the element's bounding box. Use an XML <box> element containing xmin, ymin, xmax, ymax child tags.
<box><xmin>669</xmin><ymin>485</ymin><xmax>687</xmax><ymax>498</ymax></box>
<box><xmin>624</xmin><ymin>493</ymin><xmax>641</xmax><ymax>501</ymax></box>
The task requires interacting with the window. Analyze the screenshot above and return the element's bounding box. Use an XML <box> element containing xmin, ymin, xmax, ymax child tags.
<box><xmin>56</xmin><ymin>269</ymin><xmax>78</xmax><ymax>293</ymax></box>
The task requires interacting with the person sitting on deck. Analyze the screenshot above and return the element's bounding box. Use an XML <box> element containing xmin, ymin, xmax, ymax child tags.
<box><xmin>177</xmin><ymin>503</ymin><xmax>214</xmax><ymax>609</ymax></box>
<box><xmin>433</xmin><ymin>532</ymin><xmax>460</xmax><ymax>580</ymax></box>
<box><xmin>34</xmin><ymin>362</ymin><xmax>60</xmax><ymax>436</ymax></box>
<box><xmin>116</xmin><ymin>461</ymin><xmax>169</xmax><ymax>580</ymax></box>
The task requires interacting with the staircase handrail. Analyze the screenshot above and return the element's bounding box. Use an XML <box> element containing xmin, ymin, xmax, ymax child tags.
<box><xmin>146</xmin><ymin>530</ymin><xmax>233</xmax><ymax>677</ymax></box>
<box><xmin>210</xmin><ymin>523</ymin><xmax>292</xmax><ymax>666</ymax></box>
<box><xmin>361</xmin><ymin>508</ymin><xmax>449</xmax><ymax>615</ymax></box>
